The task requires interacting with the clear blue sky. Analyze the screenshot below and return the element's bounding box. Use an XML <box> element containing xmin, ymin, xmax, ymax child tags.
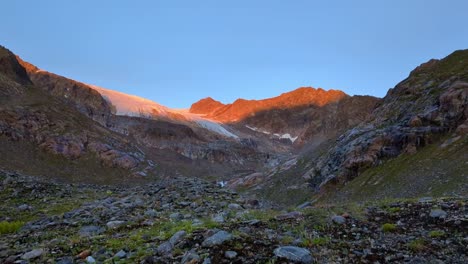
<box><xmin>2</xmin><ymin>1</ymin><xmax>468</xmax><ymax>108</ymax></box>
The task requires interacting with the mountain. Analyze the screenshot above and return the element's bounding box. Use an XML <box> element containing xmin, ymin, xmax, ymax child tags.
<box><xmin>252</xmin><ymin>50</ymin><xmax>468</xmax><ymax>205</ymax></box>
<box><xmin>0</xmin><ymin>46</ymin><xmax>154</xmax><ymax>184</ymax></box>
<box><xmin>1</xmin><ymin>45</ymin><xmax>467</xmax><ymax>263</ymax></box>
<box><xmin>191</xmin><ymin>87</ymin><xmax>379</xmax><ymax>145</ymax></box>
<box><xmin>190</xmin><ymin>88</ymin><xmax>347</xmax><ymax>122</ymax></box>
<box><xmin>1</xmin><ymin>44</ymin><xmax>466</xmax><ymax>204</ymax></box>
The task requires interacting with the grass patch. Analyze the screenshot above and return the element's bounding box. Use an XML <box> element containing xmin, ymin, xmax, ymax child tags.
<box><xmin>0</xmin><ymin>221</ymin><xmax>24</xmax><ymax>234</ymax></box>
<box><xmin>408</xmin><ymin>238</ymin><xmax>427</xmax><ymax>252</ymax></box>
<box><xmin>428</xmin><ymin>230</ymin><xmax>445</xmax><ymax>238</ymax></box>
<box><xmin>382</xmin><ymin>223</ymin><xmax>397</xmax><ymax>233</ymax></box>
<box><xmin>241</xmin><ymin>209</ymin><xmax>280</xmax><ymax>221</ymax></box>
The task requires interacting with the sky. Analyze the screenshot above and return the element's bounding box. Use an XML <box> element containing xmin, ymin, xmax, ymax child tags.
<box><xmin>2</xmin><ymin>1</ymin><xmax>468</xmax><ymax>108</ymax></box>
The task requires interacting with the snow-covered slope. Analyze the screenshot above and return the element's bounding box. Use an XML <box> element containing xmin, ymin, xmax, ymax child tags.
<box><xmin>89</xmin><ymin>85</ymin><xmax>238</xmax><ymax>138</ymax></box>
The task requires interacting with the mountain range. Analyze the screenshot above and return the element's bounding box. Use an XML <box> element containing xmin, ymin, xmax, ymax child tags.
<box><xmin>1</xmin><ymin>45</ymin><xmax>467</xmax><ymax>263</ymax></box>
<box><xmin>1</xmin><ymin>45</ymin><xmax>467</xmax><ymax>203</ymax></box>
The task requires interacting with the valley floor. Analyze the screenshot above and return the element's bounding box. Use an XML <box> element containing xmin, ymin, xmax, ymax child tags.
<box><xmin>0</xmin><ymin>171</ymin><xmax>467</xmax><ymax>263</ymax></box>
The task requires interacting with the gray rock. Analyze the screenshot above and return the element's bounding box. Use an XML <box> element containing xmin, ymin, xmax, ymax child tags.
<box><xmin>297</xmin><ymin>201</ymin><xmax>311</xmax><ymax>209</ymax></box>
<box><xmin>156</xmin><ymin>241</ymin><xmax>173</xmax><ymax>255</ymax></box>
<box><xmin>17</xmin><ymin>204</ymin><xmax>31</xmax><ymax>211</ymax></box>
<box><xmin>169</xmin><ymin>230</ymin><xmax>187</xmax><ymax>245</ymax></box>
<box><xmin>106</xmin><ymin>220</ymin><xmax>126</xmax><ymax>229</ymax></box>
<box><xmin>418</xmin><ymin>197</ymin><xmax>433</xmax><ymax>203</ymax></box>
<box><xmin>144</xmin><ymin>209</ymin><xmax>158</xmax><ymax>217</ymax></box>
<box><xmin>202</xmin><ymin>257</ymin><xmax>212</xmax><ymax>264</ymax></box>
<box><xmin>275</xmin><ymin>211</ymin><xmax>303</xmax><ymax>220</ymax></box>
<box><xmin>181</xmin><ymin>250</ymin><xmax>200</xmax><ymax>263</ymax></box>
<box><xmin>114</xmin><ymin>250</ymin><xmax>127</xmax><ymax>259</ymax></box>
<box><xmin>169</xmin><ymin>212</ymin><xmax>183</xmax><ymax>221</ymax></box>
<box><xmin>78</xmin><ymin>226</ymin><xmax>104</xmax><ymax>237</ymax></box>
<box><xmin>212</xmin><ymin>214</ymin><xmax>225</xmax><ymax>223</ymax></box>
<box><xmin>274</xmin><ymin>246</ymin><xmax>313</xmax><ymax>264</ymax></box>
<box><xmin>56</xmin><ymin>257</ymin><xmax>74</xmax><ymax>264</ymax></box>
<box><xmin>21</xmin><ymin>249</ymin><xmax>43</xmax><ymax>260</ymax></box>
<box><xmin>86</xmin><ymin>256</ymin><xmax>96</xmax><ymax>263</ymax></box>
<box><xmin>228</xmin><ymin>203</ymin><xmax>242</xmax><ymax>210</ymax></box>
<box><xmin>202</xmin><ymin>231</ymin><xmax>233</xmax><ymax>247</ymax></box>
<box><xmin>225</xmin><ymin>250</ymin><xmax>238</xmax><ymax>259</ymax></box>
<box><xmin>430</xmin><ymin>209</ymin><xmax>447</xmax><ymax>219</ymax></box>
<box><xmin>332</xmin><ymin>215</ymin><xmax>346</xmax><ymax>224</ymax></box>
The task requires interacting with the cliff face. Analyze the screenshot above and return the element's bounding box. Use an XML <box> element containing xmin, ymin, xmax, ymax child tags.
<box><xmin>309</xmin><ymin>50</ymin><xmax>468</xmax><ymax>191</ymax></box>
<box><xmin>0</xmin><ymin>46</ymin><xmax>159</xmax><ymax>183</ymax></box>
<box><xmin>16</xmin><ymin>57</ymin><xmax>113</xmax><ymax>126</ymax></box>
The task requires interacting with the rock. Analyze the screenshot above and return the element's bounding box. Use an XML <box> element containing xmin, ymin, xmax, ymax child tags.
<box><xmin>202</xmin><ymin>257</ymin><xmax>212</xmax><ymax>264</ymax></box>
<box><xmin>113</xmin><ymin>154</ymin><xmax>138</xmax><ymax>169</ymax></box>
<box><xmin>332</xmin><ymin>215</ymin><xmax>346</xmax><ymax>225</ymax></box>
<box><xmin>21</xmin><ymin>249</ymin><xmax>43</xmax><ymax>260</ymax></box>
<box><xmin>156</xmin><ymin>241</ymin><xmax>173</xmax><ymax>255</ymax></box>
<box><xmin>114</xmin><ymin>250</ymin><xmax>127</xmax><ymax>259</ymax></box>
<box><xmin>169</xmin><ymin>230</ymin><xmax>187</xmax><ymax>246</ymax></box>
<box><xmin>430</xmin><ymin>209</ymin><xmax>447</xmax><ymax>219</ymax></box>
<box><xmin>79</xmin><ymin>226</ymin><xmax>104</xmax><ymax>237</ymax></box>
<box><xmin>418</xmin><ymin>197</ymin><xmax>433</xmax><ymax>203</ymax></box>
<box><xmin>275</xmin><ymin>211</ymin><xmax>304</xmax><ymax>220</ymax></box>
<box><xmin>106</xmin><ymin>220</ymin><xmax>125</xmax><ymax>229</ymax></box>
<box><xmin>202</xmin><ymin>231</ymin><xmax>233</xmax><ymax>247</ymax></box>
<box><xmin>17</xmin><ymin>204</ymin><xmax>31</xmax><ymax>211</ymax></box>
<box><xmin>274</xmin><ymin>246</ymin><xmax>313</xmax><ymax>263</ymax></box>
<box><xmin>169</xmin><ymin>212</ymin><xmax>183</xmax><ymax>221</ymax></box>
<box><xmin>228</xmin><ymin>203</ymin><xmax>242</xmax><ymax>210</ymax></box>
<box><xmin>225</xmin><ymin>251</ymin><xmax>237</xmax><ymax>259</ymax></box>
<box><xmin>86</xmin><ymin>256</ymin><xmax>96</xmax><ymax>263</ymax></box>
<box><xmin>56</xmin><ymin>257</ymin><xmax>74</xmax><ymax>264</ymax></box>
<box><xmin>212</xmin><ymin>214</ymin><xmax>225</xmax><ymax>223</ymax></box>
<box><xmin>408</xmin><ymin>116</ymin><xmax>423</xmax><ymax>127</ymax></box>
<box><xmin>181</xmin><ymin>250</ymin><xmax>200</xmax><ymax>264</ymax></box>
<box><xmin>144</xmin><ymin>209</ymin><xmax>159</xmax><ymax>217</ymax></box>
<box><xmin>297</xmin><ymin>201</ymin><xmax>311</xmax><ymax>209</ymax></box>
<box><xmin>77</xmin><ymin>249</ymin><xmax>91</xmax><ymax>259</ymax></box>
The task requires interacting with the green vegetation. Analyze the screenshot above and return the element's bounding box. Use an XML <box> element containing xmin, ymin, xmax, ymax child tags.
<box><xmin>428</xmin><ymin>230</ymin><xmax>445</xmax><ymax>238</ymax></box>
<box><xmin>382</xmin><ymin>223</ymin><xmax>397</xmax><ymax>233</ymax></box>
<box><xmin>0</xmin><ymin>186</ymin><xmax>100</xmax><ymax>223</ymax></box>
<box><xmin>386</xmin><ymin>207</ymin><xmax>401</xmax><ymax>213</ymax></box>
<box><xmin>319</xmin><ymin>136</ymin><xmax>468</xmax><ymax>204</ymax></box>
<box><xmin>241</xmin><ymin>209</ymin><xmax>280</xmax><ymax>221</ymax></box>
<box><xmin>0</xmin><ymin>221</ymin><xmax>23</xmax><ymax>234</ymax></box>
<box><xmin>408</xmin><ymin>238</ymin><xmax>427</xmax><ymax>252</ymax></box>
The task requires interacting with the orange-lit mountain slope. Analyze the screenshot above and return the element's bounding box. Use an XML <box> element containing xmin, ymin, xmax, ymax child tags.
<box><xmin>190</xmin><ymin>87</ymin><xmax>347</xmax><ymax>122</ymax></box>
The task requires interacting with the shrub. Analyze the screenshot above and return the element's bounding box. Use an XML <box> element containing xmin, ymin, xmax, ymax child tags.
<box><xmin>408</xmin><ymin>238</ymin><xmax>426</xmax><ymax>252</ymax></box>
<box><xmin>382</xmin><ymin>223</ymin><xmax>397</xmax><ymax>232</ymax></box>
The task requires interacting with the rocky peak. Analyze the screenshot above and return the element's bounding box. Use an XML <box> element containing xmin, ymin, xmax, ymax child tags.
<box><xmin>190</xmin><ymin>87</ymin><xmax>348</xmax><ymax>123</ymax></box>
<box><xmin>0</xmin><ymin>46</ymin><xmax>31</xmax><ymax>86</ymax></box>
<box><xmin>189</xmin><ymin>97</ymin><xmax>225</xmax><ymax>115</ymax></box>
<box><xmin>15</xmin><ymin>55</ymin><xmax>113</xmax><ymax>126</ymax></box>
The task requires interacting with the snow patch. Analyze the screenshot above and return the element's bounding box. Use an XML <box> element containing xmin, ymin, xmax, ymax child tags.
<box><xmin>279</xmin><ymin>133</ymin><xmax>298</xmax><ymax>143</ymax></box>
<box><xmin>245</xmin><ymin>125</ymin><xmax>271</xmax><ymax>135</ymax></box>
<box><xmin>88</xmin><ymin>85</ymin><xmax>238</xmax><ymax>139</ymax></box>
<box><xmin>246</xmin><ymin>125</ymin><xmax>298</xmax><ymax>143</ymax></box>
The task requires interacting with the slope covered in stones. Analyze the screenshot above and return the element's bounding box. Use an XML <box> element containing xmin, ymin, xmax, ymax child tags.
<box><xmin>1</xmin><ymin>170</ymin><xmax>466</xmax><ymax>263</ymax></box>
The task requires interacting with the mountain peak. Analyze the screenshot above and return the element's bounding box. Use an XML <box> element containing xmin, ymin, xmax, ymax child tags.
<box><xmin>189</xmin><ymin>87</ymin><xmax>348</xmax><ymax>122</ymax></box>
<box><xmin>190</xmin><ymin>96</ymin><xmax>225</xmax><ymax>115</ymax></box>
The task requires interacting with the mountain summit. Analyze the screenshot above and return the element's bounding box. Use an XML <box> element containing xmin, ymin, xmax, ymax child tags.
<box><xmin>190</xmin><ymin>87</ymin><xmax>347</xmax><ymax>122</ymax></box>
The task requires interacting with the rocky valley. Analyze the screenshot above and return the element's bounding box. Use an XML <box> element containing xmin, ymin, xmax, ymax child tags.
<box><xmin>0</xmin><ymin>44</ymin><xmax>467</xmax><ymax>263</ymax></box>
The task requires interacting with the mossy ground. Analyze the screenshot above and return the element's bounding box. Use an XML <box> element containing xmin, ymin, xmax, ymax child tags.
<box><xmin>318</xmin><ymin>135</ymin><xmax>468</xmax><ymax>204</ymax></box>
